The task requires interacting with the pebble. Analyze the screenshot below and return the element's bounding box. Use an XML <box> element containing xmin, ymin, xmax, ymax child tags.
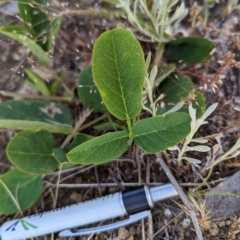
<box><xmin>209</xmin><ymin>223</ymin><xmax>219</xmax><ymax>236</ymax></box>
<box><xmin>118</xmin><ymin>227</ymin><xmax>130</xmax><ymax>239</ymax></box>
<box><xmin>69</xmin><ymin>192</ymin><xmax>82</xmax><ymax>202</ymax></box>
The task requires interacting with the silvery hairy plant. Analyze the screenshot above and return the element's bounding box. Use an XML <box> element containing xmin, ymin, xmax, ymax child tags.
<box><xmin>116</xmin><ymin>0</ymin><xmax>188</xmax><ymax>42</ymax></box>
<box><xmin>168</xmin><ymin>103</ymin><xmax>218</xmax><ymax>164</ymax></box>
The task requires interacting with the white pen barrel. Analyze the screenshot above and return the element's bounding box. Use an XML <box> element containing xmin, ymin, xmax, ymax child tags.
<box><xmin>0</xmin><ymin>192</ymin><xmax>126</xmax><ymax>240</ymax></box>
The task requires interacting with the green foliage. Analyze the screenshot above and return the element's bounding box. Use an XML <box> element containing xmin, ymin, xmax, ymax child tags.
<box><xmin>155</xmin><ymin>64</ymin><xmax>176</xmax><ymax>86</ymax></box>
<box><xmin>0</xmin><ymin>100</ymin><xmax>73</xmax><ymax>134</ymax></box>
<box><xmin>132</xmin><ymin>113</ymin><xmax>191</xmax><ymax>153</ymax></box>
<box><xmin>166</xmin><ymin>37</ymin><xmax>215</xmax><ymax>64</ymax></box>
<box><xmin>53</xmin><ymin>148</ymin><xmax>68</xmax><ymax>164</ymax></box>
<box><xmin>0</xmin><ymin>15</ymin><xmax>212</xmax><ymax>215</ymax></box>
<box><xmin>116</xmin><ymin>0</ymin><xmax>188</xmax><ymax>42</ymax></box>
<box><xmin>24</xmin><ymin>68</ymin><xmax>51</xmax><ymax>96</ymax></box>
<box><xmin>160</xmin><ymin>74</ymin><xmax>194</xmax><ymax>103</ymax></box>
<box><xmin>78</xmin><ymin>66</ymin><xmax>105</xmax><ymax>112</ymax></box>
<box><xmin>0</xmin><ymin>169</ymin><xmax>43</xmax><ymax>214</ymax></box>
<box><xmin>6</xmin><ymin>130</ymin><xmax>58</xmax><ymax>175</ymax></box>
<box><xmin>156</xmin><ymin>74</ymin><xmax>206</xmax><ymax>117</ymax></box>
<box><xmin>171</xmin><ymin>103</ymin><xmax>218</xmax><ymax>164</ymax></box>
<box><xmin>0</xmin><ymin>26</ymin><xmax>50</xmax><ymax>65</ymax></box>
<box><xmin>68</xmin><ymin>133</ymin><xmax>91</xmax><ymax>151</ymax></box>
<box><xmin>176</xmin><ymin>91</ymin><xmax>206</xmax><ymax>118</ymax></box>
<box><xmin>18</xmin><ymin>0</ymin><xmax>61</xmax><ymax>51</ymax></box>
<box><xmin>67</xmin><ymin>131</ymin><xmax>128</xmax><ymax>164</ymax></box>
<box><xmin>92</xmin><ymin>28</ymin><xmax>146</xmax><ymax>121</ymax></box>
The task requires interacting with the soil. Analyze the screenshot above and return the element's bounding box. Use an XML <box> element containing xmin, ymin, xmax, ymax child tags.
<box><xmin>1</xmin><ymin>1</ymin><xmax>240</xmax><ymax>240</ymax></box>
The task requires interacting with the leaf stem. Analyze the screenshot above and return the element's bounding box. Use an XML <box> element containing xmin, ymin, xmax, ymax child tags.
<box><xmin>192</xmin><ymin>168</ymin><xmax>212</xmax><ymax>193</ymax></box>
<box><xmin>126</xmin><ymin>118</ymin><xmax>133</xmax><ymax>141</ymax></box>
<box><xmin>0</xmin><ymin>90</ymin><xmax>73</xmax><ymax>102</ymax></box>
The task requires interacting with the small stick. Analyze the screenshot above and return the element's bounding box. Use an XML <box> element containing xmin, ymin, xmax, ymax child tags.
<box><xmin>146</xmin><ymin>158</ymin><xmax>153</xmax><ymax>239</ymax></box>
<box><xmin>155</xmin><ymin>153</ymin><xmax>204</xmax><ymax>240</ymax></box>
<box><xmin>61</xmin><ymin>108</ymin><xmax>92</xmax><ymax>148</ymax></box>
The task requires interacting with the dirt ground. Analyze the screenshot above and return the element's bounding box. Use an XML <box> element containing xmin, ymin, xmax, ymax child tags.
<box><xmin>1</xmin><ymin>1</ymin><xmax>240</xmax><ymax>239</ymax></box>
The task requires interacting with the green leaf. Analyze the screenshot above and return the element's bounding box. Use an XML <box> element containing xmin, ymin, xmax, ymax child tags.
<box><xmin>0</xmin><ymin>26</ymin><xmax>50</xmax><ymax>65</ymax></box>
<box><xmin>155</xmin><ymin>64</ymin><xmax>176</xmax><ymax>86</ymax></box>
<box><xmin>0</xmin><ymin>169</ymin><xmax>43</xmax><ymax>215</ymax></box>
<box><xmin>46</xmin><ymin>16</ymin><xmax>62</xmax><ymax>51</ymax></box>
<box><xmin>18</xmin><ymin>0</ymin><xmax>57</xmax><ymax>51</ymax></box>
<box><xmin>78</xmin><ymin>66</ymin><xmax>105</xmax><ymax>112</ymax></box>
<box><xmin>92</xmin><ymin>28</ymin><xmax>146</xmax><ymax>120</ymax></box>
<box><xmin>17</xmin><ymin>0</ymin><xmax>35</xmax><ymax>37</ymax></box>
<box><xmin>93</xmin><ymin>122</ymin><xmax>119</xmax><ymax>131</ymax></box>
<box><xmin>0</xmin><ymin>100</ymin><xmax>73</xmax><ymax>134</ymax></box>
<box><xmin>49</xmin><ymin>81</ymin><xmax>59</xmax><ymax>95</ymax></box>
<box><xmin>132</xmin><ymin>113</ymin><xmax>191</xmax><ymax>153</ymax></box>
<box><xmin>192</xmin><ymin>91</ymin><xmax>206</xmax><ymax>118</ymax></box>
<box><xmin>25</xmin><ymin>68</ymin><xmax>51</xmax><ymax>96</ymax></box>
<box><xmin>160</xmin><ymin>74</ymin><xmax>194</xmax><ymax>103</ymax></box>
<box><xmin>53</xmin><ymin>147</ymin><xmax>77</xmax><ymax>169</ymax></box>
<box><xmin>166</xmin><ymin>37</ymin><xmax>215</xmax><ymax>64</ymax></box>
<box><xmin>6</xmin><ymin>130</ymin><xmax>58</xmax><ymax>175</ymax></box>
<box><xmin>53</xmin><ymin>148</ymin><xmax>68</xmax><ymax>164</ymax></box>
<box><xmin>177</xmin><ymin>91</ymin><xmax>206</xmax><ymax>118</ymax></box>
<box><xmin>67</xmin><ymin>131</ymin><xmax>128</xmax><ymax>164</ymax></box>
<box><xmin>68</xmin><ymin>133</ymin><xmax>91</xmax><ymax>151</ymax></box>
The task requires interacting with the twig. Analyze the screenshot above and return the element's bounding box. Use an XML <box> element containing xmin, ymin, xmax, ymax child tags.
<box><xmin>46</xmin><ymin>182</ymin><xmax>164</xmax><ymax>188</ymax></box>
<box><xmin>135</xmin><ymin>148</ymin><xmax>145</xmax><ymax>239</ymax></box>
<box><xmin>146</xmin><ymin>158</ymin><xmax>153</xmax><ymax>239</ymax></box>
<box><xmin>46</xmin><ymin>179</ymin><xmax>226</xmax><ymax>188</ymax></box>
<box><xmin>61</xmin><ymin>108</ymin><xmax>92</xmax><ymax>148</ymax></box>
<box><xmin>155</xmin><ymin>153</ymin><xmax>204</xmax><ymax>240</ymax></box>
<box><xmin>94</xmin><ymin>166</ymin><xmax>102</xmax><ymax>197</ymax></box>
<box><xmin>152</xmin><ymin>211</ymin><xmax>184</xmax><ymax>238</ymax></box>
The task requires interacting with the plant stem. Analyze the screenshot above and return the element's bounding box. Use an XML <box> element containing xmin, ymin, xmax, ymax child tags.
<box><xmin>45</xmin><ymin>66</ymin><xmax>73</xmax><ymax>97</ymax></box>
<box><xmin>0</xmin><ymin>90</ymin><xmax>73</xmax><ymax>102</ymax></box>
<box><xmin>126</xmin><ymin>118</ymin><xmax>133</xmax><ymax>141</ymax></box>
<box><xmin>155</xmin><ymin>42</ymin><xmax>165</xmax><ymax>67</ymax></box>
<box><xmin>192</xmin><ymin>169</ymin><xmax>212</xmax><ymax>192</ymax></box>
<box><xmin>60</xmin><ymin>9</ymin><xmax>125</xmax><ymax>18</ymax></box>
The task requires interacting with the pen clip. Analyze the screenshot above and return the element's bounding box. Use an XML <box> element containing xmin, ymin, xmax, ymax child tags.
<box><xmin>59</xmin><ymin>210</ymin><xmax>150</xmax><ymax>237</ymax></box>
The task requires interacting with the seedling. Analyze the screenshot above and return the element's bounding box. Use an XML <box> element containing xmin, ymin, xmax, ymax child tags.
<box><xmin>0</xmin><ymin>2</ymin><xmax>215</xmax><ymax>215</ymax></box>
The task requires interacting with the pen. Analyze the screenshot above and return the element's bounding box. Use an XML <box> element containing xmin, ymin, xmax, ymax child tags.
<box><xmin>0</xmin><ymin>184</ymin><xmax>178</xmax><ymax>240</ymax></box>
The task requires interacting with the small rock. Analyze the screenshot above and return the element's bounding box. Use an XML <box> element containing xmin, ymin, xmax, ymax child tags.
<box><xmin>205</xmin><ymin>171</ymin><xmax>240</xmax><ymax>219</ymax></box>
<box><xmin>218</xmin><ymin>221</ymin><xmax>226</xmax><ymax>227</ymax></box>
<box><xmin>129</xmin><ymin>226</ymin><xmax>136</xmax><ymax>235</ymax></box>
<box><xmin>118</xmin><ymin>227</ymin><xmax>130</xmax><ymax>240</ymax></box>
<box><xmin>226</xmin><ymin>220</ymin><xmax>232</xmax><ymax>225</ymax></box>
<box><xmin>69</xmin><ymin>192</ymin><xmax>82</xmax><ymax>202</ymax></box>
<box><xmin>209</xmin><ymin>223</ymin><xmax>219</xmax><ymax>236</ymax></box>
<box><xmin>182</xmin><ymin>218</ymin><xmax>191</xmax><ymax>228</ymax></box>
<box><xmin>164</xmin><ymin>208</ymin><xmax>172</xmax><ymax>218</ymax></box>
<box><xmin>127</xmin><ymin>235</ymin><xmax>134</xmax><ymax>240</ymax></box>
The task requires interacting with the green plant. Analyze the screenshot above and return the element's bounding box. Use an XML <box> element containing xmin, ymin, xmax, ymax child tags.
<box><xmin>168</xmin><ymin>103</ymin><xmax>218</xmax><ymax>164</ymax></box>
<box><xmin>0</xmin><ymin>0</ymin><xmax>72</xmax><ymax>101</ymax></box>
<box><xmin>116</xmin><ymin>0</ymin><xmax>188</xmax><ymax>42</ymax></box>
<box><xmin>0</xmin><ymin>1</ymin><xmax>215</xmax><ymax>215</ymax></box>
